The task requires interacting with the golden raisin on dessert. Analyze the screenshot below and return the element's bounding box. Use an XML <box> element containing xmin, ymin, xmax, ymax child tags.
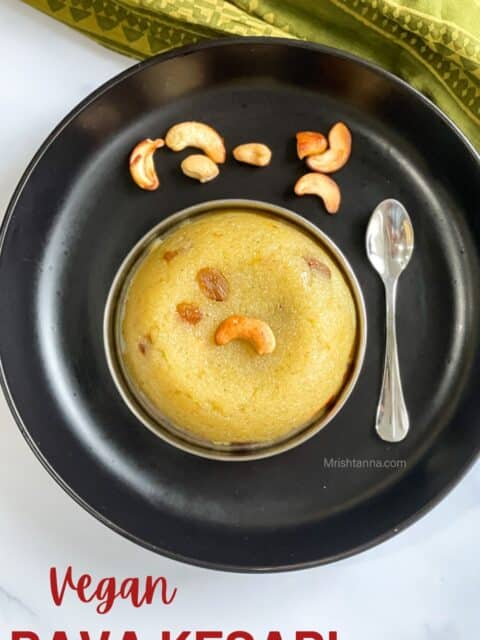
<box><xmin>196</xmin><ymin>267</ymin><xmax>229</xmax><ymax>301</ymax></box>
<box><xmin>176</xmin><ymin>302</ymin><xmax>203</xmax><ymax>325</ymax></box>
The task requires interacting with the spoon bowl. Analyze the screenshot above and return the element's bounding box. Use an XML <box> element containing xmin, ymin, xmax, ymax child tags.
<box><xmin>366</xmin><ymin>199</ymin><xmax>414</xmax><ymax>281</ymax></box>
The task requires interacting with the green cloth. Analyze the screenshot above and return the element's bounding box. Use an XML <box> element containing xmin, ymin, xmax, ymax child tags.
<box><xmin>24</xmin><ymin>0</ymin><xmax>480</xmax><ymax>149</ymax></box>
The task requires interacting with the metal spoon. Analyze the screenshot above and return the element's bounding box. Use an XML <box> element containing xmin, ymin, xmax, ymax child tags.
<box><xmin>366</xmin><ymin>199</ymin><xmax>414</xmax><ymax>442</ymax></box>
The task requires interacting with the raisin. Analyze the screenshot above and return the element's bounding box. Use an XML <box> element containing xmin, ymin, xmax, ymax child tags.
<box><xmin>196</xmin><ymin>267</ymin><xmax>229</xmax><ymax>301</ymax></box>
<box><xmin>304</xmin><ymin>256</ymin><xmax>331</xmax><ymax>279</ymax></box>
<box><xmin>138</xmin><ymin>334</ymin><xmax>152</xmax><ymax>355</ymax></box>
<box><xmin>163</xmin><ymin>249</ymin><xmax>179</xmax><ymax>262</ymax></box>
<box><xmin>176</xmin><ymin>302</ymin><xmax>203</xmax><ymax>325</ymax></box>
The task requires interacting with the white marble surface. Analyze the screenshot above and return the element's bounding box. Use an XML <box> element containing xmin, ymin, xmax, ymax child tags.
<box><xmin>0</xmin><ymin>1</ymin><xmax>479</xmax><ymax>637</ymax></box>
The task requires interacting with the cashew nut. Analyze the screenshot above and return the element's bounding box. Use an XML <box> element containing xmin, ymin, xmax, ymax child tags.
<box><xmin>165</xmin><ymin>121</ymin><xmax>226</xmax><ymax>164</ymax></box>
<box><xmin>129</xmin><ymin>138</ymin><xmax>164</xmax><ymax>190</ymax></box>
<box><xmin>215</xmin><ymin>315</ymin><xmax>276</xmax><ymax>355</ymax></box>
<box><xmin>294</xmin><ymin>173</ymin><xmax>341</xmax><ymax>214</ymax></box>
<box><xmin>181</xmin><ymin>154</ymin><xmax>219</xmax><ymax>183</ymax></box>
<box><xmin>306</xmin><ymin>122</ymin><xmax>352</xmax><ymax>173</ymax></box>
<box><xmin>296</xmin><ymin>131</ymin><xmax>327</xmax><ymax>160</ymax></box>
<box><xmin>233</xmin><ymin>143</ymin><xmax>272</xmax><ymax>167</ymax></box>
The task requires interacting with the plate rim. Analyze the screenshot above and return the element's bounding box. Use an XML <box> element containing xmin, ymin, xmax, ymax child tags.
<box><xmin>1</xmin><ymin>36</ymin><xmax>479</xmax><ymax>572</ymax></box>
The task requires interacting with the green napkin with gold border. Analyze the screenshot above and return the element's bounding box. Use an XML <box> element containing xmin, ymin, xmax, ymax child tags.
<box><xmin>23</xmin><ymin>0</ymin><xmax>480</xmax><ymax>149</ymax></box>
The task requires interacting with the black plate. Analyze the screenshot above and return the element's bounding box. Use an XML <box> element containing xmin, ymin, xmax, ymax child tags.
<box><xmin>1</xmin><ymin>39</ymin><xmax>479</xmax><ymax>571</ymax></box>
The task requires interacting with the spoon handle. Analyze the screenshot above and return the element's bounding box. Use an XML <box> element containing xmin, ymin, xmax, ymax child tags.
<box><xmin>376</xmin><ymin>278</ymin><xmax>409</xmax><ymax>442</ymax></box>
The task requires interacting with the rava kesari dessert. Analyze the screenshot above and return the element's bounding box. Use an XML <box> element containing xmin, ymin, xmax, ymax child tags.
<box><xmin>119</xmin><ymin>210</ymin><xmax>357</xmax><ymax>444</ymax></box>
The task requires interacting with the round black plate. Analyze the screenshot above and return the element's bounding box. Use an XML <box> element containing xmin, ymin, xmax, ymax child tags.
<box><xmin>1</xmin><ymin>39</ymin><xmax>479</xmax><ymax>571</ymax></box>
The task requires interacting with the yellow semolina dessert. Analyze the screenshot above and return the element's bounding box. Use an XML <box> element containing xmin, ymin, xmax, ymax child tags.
<box><xmin>120</xmin><ymin>210</ymin><xmax>358</xmax><ymax>445</ymax></box>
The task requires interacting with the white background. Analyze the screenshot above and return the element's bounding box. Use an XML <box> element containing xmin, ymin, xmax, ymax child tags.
<box><xmin>0</xmin><ymin>1</ymin><xmax>479</xmax><ymax>638</ymax></box>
